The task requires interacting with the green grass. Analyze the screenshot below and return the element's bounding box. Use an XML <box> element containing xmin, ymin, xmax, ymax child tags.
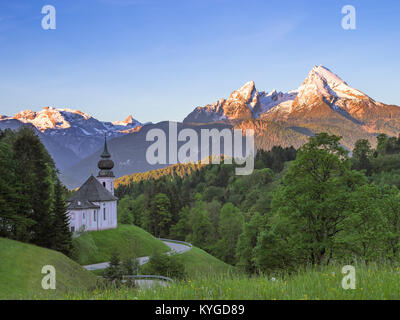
<box><xmin>171</xmin><ymin>246</ymin><xmax>235</xmax><ymax>278</ymax></box>
<box><xmin>176</xmin><ymin>247</ymin><xmax>235</xmax><ymax>279</ymax></box>
<box><xmin>4</xmin><ymin>238</ymin><xmax>399</xmax><ymax>300</ymax></box>
<box><xmin>72</xmin><ymin>224</ymin><xmax>169</xmax><ymax>265</ymax></box>
<box><xmin>139</xmin><ymin>246</ymin><xmax>235</xmax><ymax>278</ymax></box>
<box><xmin>0</xmin><ymin>237</ymin><xmax>97</xmax><ymax>300</ymax></box>
<box><xmin>62</xmin><ymin>263</ymin><xmax>400</xmax><ymax>300</ymax></box>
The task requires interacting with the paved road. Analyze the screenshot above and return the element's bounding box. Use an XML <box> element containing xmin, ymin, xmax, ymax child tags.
<box><xmin>164</xmin><ymin>241</ymin><xmax>192</xmax><ymax>255</ymax></box>
<box><xmin>83</xmin><ymin>240</ymin><xmax>191</xmax><ymax>271</ymax></box>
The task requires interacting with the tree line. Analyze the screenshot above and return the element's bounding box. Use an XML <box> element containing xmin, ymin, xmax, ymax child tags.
<box><xmin>0</xmin><ymin>128</ymin><xmax>72</xmax><ymax>256</ymax></box>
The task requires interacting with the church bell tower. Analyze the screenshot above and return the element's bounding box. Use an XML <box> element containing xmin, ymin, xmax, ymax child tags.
<box><xmin>97</xmin><ymin>134</ymin><xmax>115</xmax><ymax>195</ymax></box>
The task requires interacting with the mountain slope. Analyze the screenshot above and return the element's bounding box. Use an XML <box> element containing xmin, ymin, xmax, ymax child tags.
<box><xmin>262</xmin><ymin>66</ymin><xmax>400</xmax><ymax>134</ymax></box>
<box><xmin>0</xmin><ymin>120</ymin><xmax>81</xmax><ymax>171</ymax></box>
<box><xmin>184</xmin><ymin>81</ymin><xmax>296</xmax><ymax>123</ymax></box>
<box><xmin>115</xmin><ymin>162</ymin><xmax>205</xmax><ymax>188</ymax></box>
<box><xmin>62</xmin><ymin>121</ymin><xmax>235</xmax><ymax>188</ymax></box>
<box><xmin>185</xmin><ymin>65</ymin><xmax>400</xmax><ymax>130</ymax></box>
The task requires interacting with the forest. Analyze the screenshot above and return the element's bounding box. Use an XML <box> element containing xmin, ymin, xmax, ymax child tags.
<box><xmin>115</xmin><ymin>132</ymin><xmax>400</xmax><ymax>274</ymax></box>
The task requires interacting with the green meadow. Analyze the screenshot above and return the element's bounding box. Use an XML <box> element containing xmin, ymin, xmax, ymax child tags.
<box><xmin>62</xmin><ymin>264</ymin><xmax>400</xmax><ymax>300</ymax></box>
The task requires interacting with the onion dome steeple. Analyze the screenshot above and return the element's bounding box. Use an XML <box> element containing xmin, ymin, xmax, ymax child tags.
<box><xmin>97</xmin><ymin>133</ymin><xmax>114</xmax><ymax>177</ymax></box>
<box><xmin>101</xmin><ymin>134</ymin><xmax>111</xmax><ymax>158</ymax></box>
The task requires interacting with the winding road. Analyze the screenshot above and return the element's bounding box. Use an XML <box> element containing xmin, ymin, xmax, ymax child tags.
<box><xmin>83</xmin><ymin>238</ymin><xmax>192</xmax><ymax>288</ymax></box>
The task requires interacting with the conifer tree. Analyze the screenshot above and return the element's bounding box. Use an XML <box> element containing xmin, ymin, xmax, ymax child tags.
<box><xmin>104</xmin><ymin>251</ymin><xmax>123</xmax><ymax>282</ymax></box>
<box><xmin>12</xmin><ymin>128</ymin><xmax>55</xmax><ymax>248</ymax></box>
<box><xmin>0</xmin><ymin>139</ymin><xmax>33</xmax><ymax>240</ymax></box>
<box><xmin>51</xmin><ymin>179</ymin><xmax>72</xmax><ymax>256</ymax></box>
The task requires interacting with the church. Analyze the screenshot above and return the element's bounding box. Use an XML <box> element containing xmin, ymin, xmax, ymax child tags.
<box><xmin>67</xmin><ymin>136</ymin><xmax>118</xmax><ymax>232</ymax></box>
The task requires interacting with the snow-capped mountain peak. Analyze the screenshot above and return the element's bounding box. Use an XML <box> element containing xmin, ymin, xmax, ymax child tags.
<box><xmin>112</xmin><ymin>115</ymin><xmax>138</xmax><ymax>126</ymax></box>
<box><xmin>7</xmin><ymin>107</ymin><xmax>142</xmax><ymax>133</ymax></box>
<box><xmin>184</xmin><ymin>79</ymin><xmax>300</xmax><ymax>122</ymax></box>
<box><xmin>58</xmin><ymin>108</ymin><xmax>92</xmax><ymax>120</ymax></box>
<box><xmin>0</xmin><ymin>106</ymin><xmax>144</xmax><ymax>170</ymax></box>
<box><xmin>184</xmin><ymin>65</ymin><xmax>384</xmax><ymax>124</ymax></box>
<box><xmin>295</xmin><ymin>65</ymin><xmax>367</xmax><ymax>105</ymax></box>
<box><xmin>12</xmin><ymin>107</ymin><xmax>72</xmax><ymax>131</ymax></box>
<box><xmin>230</xmin><ymin>81</ymin><xmax>256</xmax><ymax>102</ymax></box>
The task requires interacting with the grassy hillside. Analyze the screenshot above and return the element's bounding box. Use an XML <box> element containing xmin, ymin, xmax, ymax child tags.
<box><xmin>0</xmin><ymin>238</ymin><xmax>97</xmax><ymax>300</ymax></box>
<box><xmin>140</xmin><ymin>246</ymin><xmax>235</xmax><ymax>278</ymax></box>
<box><xmin>72</xmin><ymin>224</ymin><xmax>169</xmax><ymax>265</ymax></box>
<box><xmin>174</xmin><ymin>247</ymin><xmax>235</xmax><ymax>277</ymax></box>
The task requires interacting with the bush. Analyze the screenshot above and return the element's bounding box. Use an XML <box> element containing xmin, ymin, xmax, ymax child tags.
<box><xmin>144</xmin><ymin>252</ymin><xmax>186</xmax><ymax>280</ymax></box>
<box><xmin>122</xmin><ymin>256</ymin><xmax>139</xmax><ymax>275</ymax></box>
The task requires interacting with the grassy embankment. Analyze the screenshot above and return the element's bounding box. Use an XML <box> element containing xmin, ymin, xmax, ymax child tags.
<box><xmin>0</xmin><ymin>237</ymin><xmax>97</xmax><ymax>300</ymax></box>
<box><xmin>72</xmin><ymin>224</ymin><xmax>169</xmax><ymax>265</ymax></box>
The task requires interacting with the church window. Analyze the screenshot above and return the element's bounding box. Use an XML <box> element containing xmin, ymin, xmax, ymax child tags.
<box><xmin>103</xmin><ymin>182</ymin><xmax>106</xmax><ymax>188</ymax></box>
<box><xmin>94</xmin><ymin>211</ymin><xmax>96</xmax><ymax>222</ymax></box>
<box><xmin>83</xmin><ymin>212</ymin><xmax>85</xmax><ymax>219</ymax></box>
<box><xmin>104</xmin><ymin>208</ymin><xmax>106</xmax><ymax>220</ymax></box>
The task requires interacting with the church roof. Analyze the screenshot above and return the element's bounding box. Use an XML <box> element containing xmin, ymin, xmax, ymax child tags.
<box><xmin>67</xmin><ymin>199</ymin><xmax>100</xmax><ymax>210</ymax></box>
<box><xmin>68</xmin><ymin>175</ymin><xmax>118</xmax><ymax>203</ymax></box>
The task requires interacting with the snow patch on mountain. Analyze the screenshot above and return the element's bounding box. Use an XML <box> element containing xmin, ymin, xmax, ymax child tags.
<box><xmin>185</xmin><ymin>81</ymin><xmax>298</xmax><ymax>122</ymax></box>
<box><xmin>12</xmin><ymin>107</ymin><xmax>71</xmax><ymax>131</ymax></box>
<box><xmin>6</xmin><ymin>107</ymin><xmax>142</xmax><ymax>133</ymax></box>
<box><xmin>0</xmin><ymin>107</ymin><xmax>144</xmax><ymax>166</ymax></box>
<box><xmin>295</xmin><ymin>65</ymin><xmax>367</xmax><ymax>107</ymax></box>
<box><xmin>254</xmin><ymin>90</ymin><xmax>298</xmax><ymax>117</ymax></box>
<box><xmin>184</xmin><ymin>98</ymin><xmax>227</xmax><ymax>123</ymax></box>
<box><xmin>112</xmin><ymin>115</ymin><xmax>138</xmax><ymax>126</ymax></box>
<box><xmin>231</xmin><ymin>81</ymin><xmax>256</xmax><ymax>104</ymax></box>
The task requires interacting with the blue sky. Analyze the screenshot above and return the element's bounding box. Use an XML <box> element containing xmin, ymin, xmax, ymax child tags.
<box><xmin>0</xmin><ymin>0</ymin><xmax>399</xmax><ymax>123</ymax></box>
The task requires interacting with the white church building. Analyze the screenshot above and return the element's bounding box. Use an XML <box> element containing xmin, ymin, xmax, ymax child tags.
<box><xmin>67</xmin><ymin>136</ymin><xmax>118</xmax><ymax>232</ymax></box>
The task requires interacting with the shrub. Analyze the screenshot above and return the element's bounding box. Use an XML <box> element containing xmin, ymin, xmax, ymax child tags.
<box><xmin>145</xmin><ymin>252</ymin><xmax>186</xmax><ymax>280</ymax></box>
